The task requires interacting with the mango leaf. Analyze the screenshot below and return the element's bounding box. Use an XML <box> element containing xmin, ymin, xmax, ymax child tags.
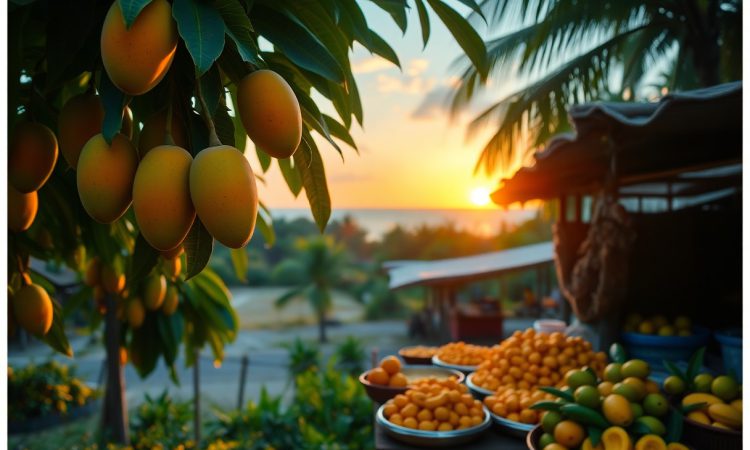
<box><xmin>256</xmin><ymin>201</ymin><xmax>275</xmax><ymax>246</ymax></box>
<box><xmin>253</xmin><ymin>5</ymin><xmax>344</xmax><ymax>83</ymax></box>
<box><xmin>217</xmin><ymin>38</ymin><xmax>252</xmax><ymax>84</ymax></box>
<box><xmin>425</xmin><ymin>0</ymin><xmax>487</xmax><ymax>77</ymax></box>
<box><xmin>129</xmin><ymin>233</ymin><xmax>159</xmax><ymax>288</ymax></box>
<box><xmin>229</xmin><ymin>248</ymin><xmax>248</xmax><ymax>283</ymax></box>
<box><xmin>294</xmin><ymin>131</ymin><xmax>331</xmax><ymax>232</ymax></box>
<box><xmin>529</xmin><ymin>401</ymin><xmax>562</xmax><ymax>411</ymax></box>
<box><xmin>414</xmin><ymin>0</ymin><xmax>430</xmax><ymax>48</ymax></box>
<box><xmin>345</xmin><ymin>70</ymin><xmax>363</xmax><ymax>125</ymax></box>
<box><xmin>214</xmin><ymin>0</ymin><xmax>261</xmax><ymax>64</ymax></box>
<box><xmin>173</xmin><ymin>0</ymin><xmax>226</xmax><ymax>76</ymax></box>
<box><xmin>278</xmin><ymin>157</ymin><xmax>302</xmax><ymax>197</ymax></box>
<box><xmin>369</xmin><ymin>0</ymin><xmax>408</xmax><ymax>33</ymax></box>
<box><xmin>213</xmin><ymin>104</ymin><xmax>235</xmax><ymax>147</ymax></box>
<box><xmin>183</xmin><ymin>219</ymin><xmax>214</xmax><ymax>280</ymax></box>
<box><xmin>631</xmin><ymin>421</ymin><xmax>651</xmax><ymax>435</ymax></box>
<box><xmin>118</xmin><ymin>0</ymin><xmax>153</xmax><ymax>29</ymax></box>
<box><xmin>99</xmin><ymin>72</ymin><xmax>128</xmax><ymax>144</ymax></box>
<box><xmin>686</xmin><ymin>347</ymin><xmax>706</xmax><ymax>382</ymax></box>
<box><xmin>360</xmin><ymin>29</ymin><xmax>400</xmax><ymax>68</ymax></box>
<box><xmin>200</xmin><ymin>64</ymin><xmax>223</xmax><ymax>115</ymax></box>
<box><xmin>452</xmin><ymin>0</ymin><xmax>485</xmax><ymax>21</ymax></box>
<box><xmin>42</xmin><ymin>299</ymin><xmax>73</xmax><ymax>357</ymax></box>
<box><xmin>665</xmin><ymin>407</ymin><xmax>684</xmax><ymax>443</ymax></box>
<box><xmin>538</xmin><ymin>386</ymin><xmax>574</xmax><ymax>402</ymax></box>
<box><xmin>588</xmin><ymin>426</ymin><xmax>602</xmax><ymax>447</ymax></box>
<box><xmin>157</xmin><ymin>312</ymin><xmax>184</xmax><ymax>366</ymax></box>
<box><xmin>227</xmin><ymin>85</ymin><xmax>247</xmax><ymax>152</ymax></box>
<box><xmin>255</xmin><ymin>146</ymin><xmax>271</xmax><ymax>172</ymax></box>
<box><xmin>130</xmin><ymin>314</ymin><xmax>161</xmax><ymax>377</ymax></box>
<box><xmin>323</xmin><ymin>114</ymin><xmax>357</xmax><ymax>151</ymax></box>
<box><xmin>663</xmin><ymin>359</ymin><xmax>686</xmax><ymax>380</ymax></box>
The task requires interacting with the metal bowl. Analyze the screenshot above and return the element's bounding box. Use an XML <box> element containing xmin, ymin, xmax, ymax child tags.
<box><xmin>526</xmin><ymin>424</ymin><xmax>544</xmax><ymax>450</ymax></box>
<box><xmin>360</xmin><ymin>366</ymin><xmax>466</xmax><ymax>404</ymax></box>
<box><xmin>431</xmin><ymin>355</ymin><xmax>478</xmax><ymax>374</ymax></box>
<box><xmin>490</xmin><ymin>412</ymin><xmax>535</xmax><ymax>439</ymax></box>
<box><xmin>376</xmin><ymin>403</ymin><xmax>491</xmax><ymax>447</ymax></box>
<box><xmin>465</xmin><ymin>372</ymin><xmax>494</xmax><ymax>400</ymax></box>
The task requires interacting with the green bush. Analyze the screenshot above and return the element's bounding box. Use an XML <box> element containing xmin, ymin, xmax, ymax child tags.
<box><xmin>270</xmin><ymin>259</ymin><xmax>307</xmax><ymax>285</ymax></box>
<box><xmin>129</xmin><ymin>391</ymin><xmax>194</xmax><ymax>450</ymax></box>
<box><xmin>334</xmin><ymin>336</ymin><xmax>366</xmax><ymax>377</ymax></box>
<box><xmin>284</xmin><ymin>338</ymin><xmax>320</xmax><ymax>379</ymax></box>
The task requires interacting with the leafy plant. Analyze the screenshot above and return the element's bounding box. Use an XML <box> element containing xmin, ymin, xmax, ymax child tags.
<box><xmin>284</xmin><ymin>337</ymin><xmax>320</xmax><ymax>380</ymax></box>
<box><xmin>334</xmin><ymin>336</ymin><xmax>367</xmax><ymax>377</ymax></box>
<box><xmin>128</xmin><ymin>391</ymin><xmax>194</xmax><ymax>450</ymax></box>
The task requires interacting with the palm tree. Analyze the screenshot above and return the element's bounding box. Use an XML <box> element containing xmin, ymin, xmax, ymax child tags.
<box><xmin>275</xmin><ymin>236</ymin><xmax>354</xmax><ymax>343</ymax></box>
<box><xmin>450</xmin><ymin>0</ymin><xmax>742</xmax><ymax>175</ymax></box>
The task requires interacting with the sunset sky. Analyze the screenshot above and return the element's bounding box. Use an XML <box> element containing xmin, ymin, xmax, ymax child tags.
<box><xmin>251</xmin><ymin>4</ymin><xmax>526</xmax><ymax>210</ymax></box>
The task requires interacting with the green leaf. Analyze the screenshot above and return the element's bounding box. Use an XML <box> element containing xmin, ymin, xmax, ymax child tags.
<box><xmin>663</xmin><ymin>360</ymin><xmax>686</xmax><ymax>381</ymax></box>
<box><xmin>255</xmin><ymin>146</ymin><xmax>271</xmax><ymax>172</ymax></box>
<box><xmin>229</xmin><ymin>248</ymin><xmax>248</xmax><ymax>283</ymax></box>
<box><xmin>200</xmin><ymin>63</ymin><xmax>223</xmax><ymax>115</ymax></box>
<box><xmin>294</xmin><ymin>131</ymin><xmax>331</xmax><ymax>233</ymax></box>
<box><xmin>256</xmin><ymin>201</ymin><xmax>275</xmax><ymax>246</ymax></box>
<box><xmin>529</xmin><ymin>401</ymin><xmax>562</xmax><ymax>411</ymax></box>
<box><xmin>665</xmin><ymin>406</ymin><xmax>684</xmax><ymax>443</ymax></box>
<box><xmin>414</xmin><ymin>0</ymin><xmax>430</xmax><ymax>48</ymax></box>
<box><xmin>686</xmin><ymin>347</ymin><xmax>706</xmax><ymax>382</ymax></box>
<box><xmin>322</xmin><ymin>114</ymin><xmax>357</xmax><ymax>151</ymax></box>
<box><xmin>452</xmin><ymin>0</ymin><xmax>485</xmax><ymax>21</ymax></box>
<box><xmin>278</xmin><ymin>157</ymin><xmax>302</xmax><ymax>197</ymax></box>
<box><xmin>361</xmin><ymin>29</ymin><xmax>400</xmax><ymax>68</ymax></box>
<box><xmin>588</xmin><ymin>426</ymin><xmax>602</xmax><ymax>446</ymax></box>
<box><xmin>609</xmin><ymin>342</ymin><xmax>627</xmax><ymax>364</ymax></box>
<box><xmin>253</xmin><ymin>6</ymin><xmax>345</xmax><ymax>83</ymax></box>
<box><xmin>172</xmin><ymin>0</ymin><xmax>226</xmax><ymax>76</ymax></box>
<box><xmin>99</xmin><ymin>72</ymin><xmax>128</xmax><ymax>144</ymax></box>
<box><xmin>157</xmin><ymin>312</ymin><xmax>184</xmax><ymax>365</ymax></box>
<box><xmin>425</xmin><ymin>0</ymin><xmax>487</xmax><ymax>77</ymax></box>
<box><xmin>369</xmin><ymin>0</ymin><xmax>407</xmax><ymax>33</ymax></box>
<box><xmin>214</xmin><ymin>0</ymin><xmax>261</xmax><ymax>65</ymax></box>
<box><xmin>118</xmin><ymin>0</ymin><xmax>153</xmax><ymax>29</ymax></box>
<box><xmin>130</xmin><ymin>314</ymin><xmax>161</xmax><ymax>377</ymax></box>
<box><xmin>42</xmin><ymin>299</ymin><xmax>73</xmax><ymax>357</ymax></box>
<box><xmin>183</xmin><ymin>219</ymin><xmax>214</xmax><ymax>280</ymax></box>
<box><xmin>129</xmin><ymin>233</ymin><xmax>159</xmax><ymax>288</ymax></box>
<box><xmin>681</xmin><ymin>402</ymin><xmax>708</xmax><ymax>414</ymax></box>
<box><xmin>538</xmin><ymin>386</ymin><xmax>575</xmax><ymax>402</ymax></box>
<box><xmin>217</xmin><ymin>37</ymin><xmax>252</xmax><ymax>84</ymax></box>
<box><xmin>213</xmin><ymin>104</ymin><xmax>235</xmax><ymax>147</ymax></box>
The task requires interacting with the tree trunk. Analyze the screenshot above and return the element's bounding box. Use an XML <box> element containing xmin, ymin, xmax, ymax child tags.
<box><xmin>101</xmin><ymin>294</ymin><xmax>128</xmax><ymax>444</ymax></box>
<box><xmin>318</xmin><ymin>312</ymin><xmax>327</xmax><ymax>343</ymax></box>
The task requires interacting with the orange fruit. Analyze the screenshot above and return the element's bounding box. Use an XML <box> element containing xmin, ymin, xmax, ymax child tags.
<box><xmin>389</xmin><ymin>372</ymin><xmax>408</xmax><ymax>388</ymax></box>
<box><xmin>380</xmin><ymin>356</ymin><xmax>402</xmax><ymax>375</ymax></box>
<box><xmin>368</xmin><ymin>367</ymin><xmax>390</xmax><ymax>385</ymax></box>
<box><xmin>554</xmin><ymin>420</ymin><xmax>585</xmax><ymax>448</ymax></box>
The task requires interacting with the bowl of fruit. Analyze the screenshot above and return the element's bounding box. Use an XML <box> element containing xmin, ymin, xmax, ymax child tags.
<box><xmin>399</xmin><ymin>346</ymin><xmax>439</xmax><ymax>365</ymax></box>
<box><xmin>360</xmin><ymin>356</ymin><xmax>465</xmax><ymax>404</ymax></box>
<box><xmin>376</xmin><ymin>377</ymin><xmax>491</xmax><ymax>446</ymax></box>
<box><xmin>465</xmin><ymin>372</ymin><xmax>495</xmax><ymax>399</ymax></box>
<box><xmin>432</xmin><ymin>342</ymin><xmax>491</xmax><ymax>374</ymax></box>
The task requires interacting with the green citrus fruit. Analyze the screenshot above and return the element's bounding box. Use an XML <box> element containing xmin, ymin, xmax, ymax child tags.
<box><xmin>639</xmin><ymin>321</ymin><xmax>656</xmax><ymax>334</ymax></box>
<box><xmin>575</xmin><ymin>385</ymin><xmax>602</xmax><ymax>409</ymax></box>
<box><xmin>694</xmin><ymin>374</ymin><xmax>714</xmax><ymax>393</ymax></box>
<box><xmin>631</xmin><ymin>402</ymin><xmax>644</xmax><ymax>418</ymax></box>
<box><xmin>643</xmin><ymin>393</ymin><xmax>669</xmax><ymax>417</ymax></box>
<box><xmin>568</xmin><ymin>369</ymin><xmax>597</xmax><ymax>389</ymax></box>
<box><xmin>658</xmin><ymin>325</ymin><xmax>676</xmax><ymax>336</ymax></box>
<box><xmin>622</xmin><ymin>377</ymin><xmax>647</xmax><ymax>401</ymax></box>
<box><xmin>663</xmin><ymin>376</ymin><xmax>686</xmax><ymax>395</ymax></box>
<box><xmin>539</xmin><ymin>432</ymin><xmax>556</xmax><ymax>448</ymax></box>
<box><xmin>621</xmin><ymin>359</ymin><xmax>650</xmax><ymax>378</ymax></box>
<box><xmin>674</xmin><ymin>316</ymin><xmax>691</xmax><ymax>330</ymax></box>
<box><xmin>604</xmin><ymin>363</ymin><xmax>624</xmax><ymax>382</ymax></box>
<box><xmin>711</xmin><ymin>376</ymin><xmax>739</xmax><ymax>401</ymax></box>
<box><xmin>542</xmin><ymin>410</ymin><xmax>563</xmax><ymax>434</ymax></box>
<box><xmin>613</xmin><ymin>383</ymin><xmax>639</xmax><ymax>402</ymax></box>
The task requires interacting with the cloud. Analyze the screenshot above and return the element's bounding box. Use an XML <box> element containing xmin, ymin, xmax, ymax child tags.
<box><xmin>376</xmin><ymin>74</ymin><xmax>436</xmax><ymax>95</ymax></box>
<box><xmin>351</xmin><ymin>55</ymin><xmax>394</xmax><ymax>74</ymax></box>
<box><xmin>407</xmin><ymin>59</ymin><xmax>429</xmax><ymax>77</ymax></box>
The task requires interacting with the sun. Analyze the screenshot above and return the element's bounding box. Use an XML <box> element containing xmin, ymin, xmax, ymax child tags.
<box><xmin>469</xmin><ymin>187</ymin><xmax>492</xmax><ymax>207</ymax></box>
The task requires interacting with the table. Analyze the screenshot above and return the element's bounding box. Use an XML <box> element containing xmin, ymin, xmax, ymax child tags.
<box><xmin>375</xmin><ymin>420</ymin><xmax>528</xmax><ymax>450</ymax></box>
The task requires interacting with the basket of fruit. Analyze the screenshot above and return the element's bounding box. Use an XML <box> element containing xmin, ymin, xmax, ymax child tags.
<box><xmin>399</xmin><ymin>346</ymin><xmax>439</xmax><ymax>365</ymax></box>
<box><xmin>360</xmin><ymin>356</ymin><xmax>465</xmax><ymax>404</ymax></box>
<box><xmin>432</xmin><ymin>342</ymin><xmax>490</xmax><ymax>373</ymax></box>
<box><xmin>376</xmin><ymin>377</ymin><xmax>491</xmax><ymax>447</ymax></box>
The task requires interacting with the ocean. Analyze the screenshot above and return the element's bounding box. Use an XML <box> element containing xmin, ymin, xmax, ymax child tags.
<box><xmin>269</xmin><ymin>208</ymin><xmax>538</xmax><ymax>239</ymax></box>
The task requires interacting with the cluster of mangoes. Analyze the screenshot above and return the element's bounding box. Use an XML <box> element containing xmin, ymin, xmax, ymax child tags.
<box><xmin>623</xmin><ymin>313</ymin><xmax>693</xmax><ymax>337</ymax></box>
<box><xmin>436</xmin><ymin>342</ymin><xmax>491</xmax><ymax>367</ymax></box>
<box><xmin>664</xmin><ymin>372</ymin><xmax>742</xmax><ymax>431</ymax></box>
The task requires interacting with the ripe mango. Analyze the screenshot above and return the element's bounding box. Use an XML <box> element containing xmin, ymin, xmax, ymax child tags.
<box><xmin>190</xmin><ymin>145</ymin><xmax>258</xmax><ymax>248</ymax></box>
<box><xmin>101</xmin><ymin>265</ymin><xmax>125</xmax><ymax>294</ymax></box>
<box><xmin>12</xmin><ymin>284</ymin><xmax>53</xmax><ymax>336</ymax></box>
<box><xmin>143</xmin><ymin>275</ymin><xmax>166</xmax><ymax>310</ymax></box>
<box><xmin>8</xmin><ymin>186</ymin><xmax>38</xmax><ymax>232</ymax></box>
<box><xmin>682</xmin><ymin>392</ymin><xmax>723</xmax><ymax>409</ymax></box>
<box><xmin>58</xmin><ymin>93</ymin><xmax>104</xmax><ymax>168</ymax></box>
<box><xmin>137</xmin><ymin>110</ymin><xmax>189</xmax><ymax>158</ymax></box>
<box><xmin>9</xmin><ymin>121</ymin><xmax>59</xmax><ymax>193</ymax></box>
<box><xmin>686</xmin><ymin>410</ymin><xmax>710</xmax><ymax>425</ymax></box>
<box><xmin>601</xmin><ymin>426</ymin><xmax>631</xmax><ymax>450</ymax></box>
<box><xmin>133</xmin><ymin>145</ymin><xmax>195</xmax><ymax>250</ymax></box>
<box><xmin>603</xmin><ymin>394</ymin><xmax>634</xmax><ymax>426</ymax></box>
<box><xmin>707</xmin><ymin>403</ymin><xmax>742</xmax><ymax>429</ymax></box>
<box><xmin>84</xmin><ymin>257</ymin><xmax>101</xmax><ymax>287</ymax></box>
<box><xmin>127</xmin><ymin>298</ymin><xmax>145</xmax><ymax>328</ymax></box>
<box><xmin>634</xmin><ymin>435</ymin><xmax>666</xmax><ymax>450</ymax></box>
<box><xmin>237</xmin><ymin>70</ymin><xmax>302</xmax><ymax>159</ymax></box>
<box><xmin>77</xmin><ymin>133</ymin><xmax>138</xmax><ymax>223</ymax></box>
<box><xmin>162</xmin><ymin>256</ymin><xmax>181</xmax><ymax>280</ymax></box>
<box><xmin>161</xmin><ymin>245</ymin><xmax>183</xmax><ymax>260</ymax></box>
<box><xmin>162</xmin><ymin>286</ymin><xmax>179</xmax><ymax>316</ymax></box>
<box><xmin>100</xmin><ymin>0</ymin><xmax>177</xmax><ymax>95</ymax></box>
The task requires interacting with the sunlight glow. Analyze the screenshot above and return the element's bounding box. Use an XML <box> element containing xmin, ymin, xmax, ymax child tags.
<box><xmin>469</xmin><ymin>187</ymin><xmax>492</xmax><ymax>207</ymax></box>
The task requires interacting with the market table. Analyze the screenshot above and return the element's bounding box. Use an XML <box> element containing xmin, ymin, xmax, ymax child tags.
<box><xmin>374</xmin><ymin>420</ymin><xmax>528</xmax><ymax>450</ymax></box>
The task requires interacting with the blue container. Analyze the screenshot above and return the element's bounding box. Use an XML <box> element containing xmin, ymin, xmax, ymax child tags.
<box><xmin>621</xmin><ymin>327</ymin><xmax>711</xmax><ymax>370</ymax></box>
<box><xmin>715</xmin><ymin>329</ymin><xmax>742</xmax><ymax>379</ymax></box>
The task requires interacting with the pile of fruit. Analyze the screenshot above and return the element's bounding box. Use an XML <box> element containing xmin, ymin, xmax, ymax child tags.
<box><xmin>436</xmin><ymin>342</ymin><xmax>491</xmax><ymax>367</ymax></box>
<box><xmin>382</xmin><ymin>377</ymin><xmax>486</xmax><ymax>431</ymax></box>
<box><xmin>472</xmin><ymin>330</ymin><xmax>607</xmax><ymax>392</ymax></box>
<box><xmin>623</xmin><ymin>313</ymin><xmax>693</xmax><ymax>336</ymax></box>
<box><xmin>484</xmin><ymin>387</ymin><xmax>555</xmax><ymax>424</ymax></box>
<box><xmin>399</xmin><ymin>346</ymin><xmax>439</xmax><ymax>359</ymax></box>
<box><xmin>533</xmin><ymin>356</ymin><xmax>688</xmax><ymax>450</ymax></box>
<box><xmin>367</xmin><ymin>356</ymin><xmax>408</xmax><ymax>388</ymax></box>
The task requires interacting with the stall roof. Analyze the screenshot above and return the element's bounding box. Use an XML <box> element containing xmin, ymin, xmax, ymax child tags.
<box><xmin>492</xmin><ymin>82</ymin><xmax>742</xmax><ymax>206</ymax></box>
<box><xmin>385</xmin><ymin>241</ymin><xmax>553</xmax><ymax>290</ymax></box>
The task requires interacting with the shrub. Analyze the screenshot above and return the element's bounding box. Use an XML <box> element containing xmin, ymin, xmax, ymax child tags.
<box><xmin>334</xmin><ymin>336</ymin><xmax>366</xmax><ymax>376</ymax></box>
<box><xmin>129</xmin><ymin>391</ymin><xmax>194</xmax><ymax>449</ymax></box>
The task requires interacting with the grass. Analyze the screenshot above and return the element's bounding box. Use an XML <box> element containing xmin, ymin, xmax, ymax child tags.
<box><xmin>9</xmin><ymin>414</ymin><xmax>99</xmax><ymax>450</ymax></box>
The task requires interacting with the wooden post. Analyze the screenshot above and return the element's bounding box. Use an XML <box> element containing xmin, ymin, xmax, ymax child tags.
<box><xmin>101</xmin><ymin>294</ymin><xmax>128</xmax><ymax>445</ymax></box>
<box><xmin>237</xmin><ymin>354</ymin><xmax>249</xmax><ymax>411</ymax></box>
<box><xmin>193</xmin><ymin>349</ymin><xmax>201</xmax><ymax>445</ymax></box>
<box><xmin>370</xmin><ymin>348</ymin><xmax>379</xmax><ymax>369</ymax></box>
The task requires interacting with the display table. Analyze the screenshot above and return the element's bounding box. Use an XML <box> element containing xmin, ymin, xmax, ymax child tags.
<box><xmin>374</xmin><ymin>420</ymin><xmax>527</xmax><ymax>450</ymax></box>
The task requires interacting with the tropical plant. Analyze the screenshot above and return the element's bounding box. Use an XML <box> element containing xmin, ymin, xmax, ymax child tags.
<box><xmin>450</xmin><ymin>0</ymin><xmax>743</xmax><ymax>175</ymax></box>
<box><xmin>275</xmin><ymin>236</ymin><xmax>357</xmax><ymax>342</ymax></box>
<box><xmin>334</xmin><ymin>336</ymin><xmax>367</xmax><ymax>376</ymax></box>
<box><xmin>284</xmin><ymin>337</ymin><xmax>320</xmax><ymax>379</ymax></box>
<box><xmin>129</xmin><ymin>391</ymin><xmax>194</xmax><ymax>450</ymax></box>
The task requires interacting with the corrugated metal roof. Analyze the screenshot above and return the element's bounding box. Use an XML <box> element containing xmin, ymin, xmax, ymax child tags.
<box><xmin>386</xmin><ymin>241</ymin><xmax>554</xmax><ymax>289</ymax></box>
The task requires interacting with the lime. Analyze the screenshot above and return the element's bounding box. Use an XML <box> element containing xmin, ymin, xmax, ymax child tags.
<box><xmin>575</xmin><ymin>385</ymin><xmax>602</xmax><ymax>409</ymax></box>
<box><xmin>539</xmin><ymin>432</ymin><xmax>556</xmax><ymax>448</ymax></box>
<box><xmin>638</xmin><ymin>321</ymin><xmax>656</xmax><ymax>334</ymax></box>
<box><xmin>643</xmin><ymin>393</ymin><xmax>669</xmax><ymax>417</ymax></box>
<box><xmin>663</xmin><ymin>376</ymin><xmax>686</xmax><ymax>395</ymax></box>
<box><xmin>604</xmin><ymin>363</ymin><xmax>624</xmax><ymax>382</ymax></box>
<box><xmin>631</xmin><ymin>402</ymin><xmax>644</xmax><ymax>418</ymax></box>
<box><xmin>711</xmin><ymin>375</ymin><xmax>740</xmax><ymax>401</ymax></box>
<box><xmin>636</xmin><ymin>416</ymin><xmax>666</xmax><ymax>435</ymax></box>
<box><xmin>658</xmin><ymin>325</ymin><xmax>676</xmax><ymax>336</ymax></box>
<box><xmin>694</xmin><ymin>374</ymin><xmax>714</xmax><ymax>393</ymax></box>
<box><xmin>612</xmin><ymin>383</ymin><xmax>639</xmax><ymax>402</ymax></box>
<box><xmin>542</xmin><ymin>411</ymin><xmax>563</xmax><ymax>434</ymax></box>
<box><xmin>622</xmin><ymin>377</ymin><xmax>647</xmax><ymax>400</ymax></box>
<box><xmin>567</xmin><ymin>370</ymin><xmax>597</xmax><ymax>389</ymax></box>
<box><xmin>674</xmin><ymin>316</ymin><xmax>691</xmax><ymax>330</ymax></box>
<box><xmin>621</xmin><ymin>359</ymin><xmax>650</xmax><ymax>378</ymax></box>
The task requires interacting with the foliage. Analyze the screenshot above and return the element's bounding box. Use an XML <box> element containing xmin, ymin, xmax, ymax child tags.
<box><xmin>283</xmin><ymin>337</ymin><xmax>320</xmax><ymax>380</ymax></box>
<box><xmin>128</xmin><ymin>391</ymin><xmax>195</xmax><ymax>450</ymax></box>
<box><xmin>8</xmin><ymin>361</ymin><xmax>100</xmax><ymax>422</ymax></box>
<box><xmin>334</xmin><ymin>336</ymin><xmax>367</xmax><ymax>376</ymax></box>
<box><xmin>449</xmin><ymin>0</ymin><xmax>743</xmax><ymax>175</ymax></box>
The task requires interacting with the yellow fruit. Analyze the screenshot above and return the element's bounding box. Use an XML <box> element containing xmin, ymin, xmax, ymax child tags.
<box><xmin>389</xmin><ymin>373</ymin><xmax>408</xmax><ymax>388</ymax></box>
<box><xmin>657</xmin><ymin>325</ymin><xmax>675</xmax><ymax>336</ymax></box>
<box><xmin>602</xmin><ymin>394</ymin><xmax>634</xmax><ymax>426</ymax></box>
<box><xmin>237</xmin><ymin>70</ymin><xmax>302</xmax><ymax>159</ymax></box>
<box><xmin>137</xmin><ymin>109</ymin><xmax>189</xmax><ymax>158</ymax></box>
<box><xmin>12</xmin><ymin>284</ymin><xmax>54</xmax><ymax>336</ymax></box>
<box><xmin>623</xmin><ymin>377</ymin><xmax>647</xmax><ymax>401</ymax></box>
<box><xmin>127</xmin><ymin>298</ymin><xmax>145</xmax><ymax>328</ymax></box>
<box><xmin>162</xmin><ymin>286</ymin><xmax>179</xmax><ymax>316</ymax></box>
<box><xmin>634</xmin><ymin>434</ymin><xmax>666</xmax><ymax>450</ymax></box>
<box><xmin>101</xmin><ymin>265</ymin><xmax>125</xmax><ymax>294</ymax></box>
<box><xmin>57</xmin><ymin>93</ymin><xmax>104</xmax><ymax>168</ymax></box>
<box><xmin>100</xmin><ymin>0</ymin><xmax>177</xmax><ymax>95</ymax></box>
<box><xmin>543</xmin><ymin>444</ymin><xmax>568</xmax><ymax>450</ymax></box>
<box><xmin>119</xmin><ymin>347</ymin><xmax>128</xmax><ymax>366</ymax></box>
<box><xmin>162</xmin><ymin>256</ymin><xmax>181</xmax><ymax>280</ymax></box>
<box><xmin>598</xmin><ymin>381</ymin><xmax>614</xmax><ymax>396</ymax></box>
<box><xmin>143</xmin><ymin>275</ymin><xmax>166</xmax><ymax>310</ymax></box>
<box><xmin>77</xmin><ymin>133</ymin><xmax>138</xmax><ymax>223</ymax></box>
<box><xmin>645</xmin><ymin>380</ymin><xmax>660</xmax><ymax>394</ymax></box>
<box><xmin>730</xmin><ymin>399</ymin><xmax>742</xmax><ymax>413</ymax></box>
<box><xmin>602</xmin><ymin>426</ymin><xmax>631</xmax><ymax>450</ymax></box>
<box><xmin>84</xmin><ymin>258</ymin><xmax>101</xmax><ymax>287</ymax></box>
<box><xmin>161</xmin><ymin>245</ymin><xmax>184</xmax><ymax>260</ymax></box>
<box><xmin>189</xmin><ymin>145</ymin><xmax>258</xmax><ymax>248</ymax></box>
<box><xmin>553</xmin><ymin>420</ymin><xmax>585</xmax><ymax>448</ymax></box>
<box><xmin>667</xmin><ymin>444</ymin><xmax>690</xmax><ymax>450</ymax></box>
<box><xmin>133</xmin><ymin>145</ymin><xmax>195</xmax><ymax>250</ymax></box>
<box><xmin>682</xmin><ymin>392</ymin><xmax>723</xmax><ymax>408</ymax></box>
<box><xmin>693</xmin><ymin>374</ymin><xmax>714</xmax><ymax>392</ymax></box>
<box><xmin>8</xmin><ymin>186</ymin><xmax>38</xmax><ymax>232</ymax></box>
<box><xmin>621</xmin><ymin>360</ymin><xmax>650</xmax><ymax>378</ymax></box>
<box><xmin>711</xmin><ymin>421</ymin><xmax>733</xmax><ymax>430</ymax></box>
<box><xmin>707</xmin><ymin>403</ymin><xmax>742</xmax><ymax>429</ymax></box>
<box><xmin>380</xmin><ymin>356</ymin><xmax>402</xmax><ymax>375</ymax></box>
<box><xmin>711</xmin><ymin>375</ymin><xmax>740</xmax><ymax>401</ymax></box>
<box><xmin>368</xmin><ymin>368</ymin><xmax>390</xmax><ymax>385</ymax></box>
<box><xmin>686</xmin><ymin>411</ymin><xmax>710</xmax><ymax>425</ymax></box>
<box><xmin>9</xmin><ymin>121</ymin><xmax>58</xmax><ymax>193</ymax></box>
<box><xmin>581</xmin><ymin>437</ymin><xmax>604</xmax><ymax>450</ymax></box>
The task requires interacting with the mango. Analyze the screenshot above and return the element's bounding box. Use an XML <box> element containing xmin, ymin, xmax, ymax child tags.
<box><xmin>707</xmin><ymin>403</ymin><xmax>742</xmax><ymax>429</ymax></box>
<box><xmin>143</xmin><ymin>275</ymin><xmax>166</xmax><ymax>310</ymax></box>
<box><xmin>77</xmin><ymin>133</ymin><xmax>138</xmax><ymax>223</ymax></box>
<box><xmin>730</xmin><ymin>399</ymin><xmax>742</xmax><ymax>413</ymax></box>
<box><xmin>189</xmin><ymin>145</ymin><xmax>258</xmax><ymax>248</ymax></box>
<box><xmin>161</xmin><ymin>245</ymin><xmax>183</xmax><ymax>260</ymax></box>
<box><xmin>137</xmin><ymin>110</ymin><xmax>189</xmax><ymax>158</ymax></box>
<box><xmin>8</xmin><ymin>186</ymin><xmax>38</xmax><ymax>232</ymax></box>
<box><xmin>101</xmin><ymin>264</ymin><xmax>125</xmax><ymax>294</ymax></box>
<box><xmin>601</xmin><ymin>426</ymin><xmax>631</xmax><ymax>450</ymax></box>
<box><xmin>237</xmin><ymin>70</ymin><xmax>302</xmax><ymax>159</ymax></box>
<box><xmin>634</xmin><ymin>435</ymin><xmax>666</xmax><ymax>450</ymax></box>
<box><xmin>666</xmin><ymin>444</ymin><xmax>690</xmax><ymax>450</ymax></box>
<box><xmin>162</xmin><ymin>255</ymin><xmax>181</xmax><ymax>280</ymax></box>
<box><xmin>686</xmin><ymin>410</ymin><xmax>710</xmax><ymax>425</ymax></box>
<box><xmin>127</xmin><ymin>298</ymin><xmax>145</xmax><ymax>328</ymax></box>
<box><xmin>84</xmin><ymin>257</ymin><xmax>101</xmax><ymax>287</ymax></box>
<box><xmin>100</xmin><ymin>0</ymin><xmax>177</xmax><ymax>95</ymax></box>
<box><xmin>9</xmin><ymin>121</ymin><xmax>58</xmax><ymax>193</ymax></box>
<box><xmin>133</xmin><ymin>145</ymin><xmax>195</xmax><ymax>250</ymax></box>
<box><xmin>162</xmin><ymin>286</ymin><xmax>179</xmax><ymax>316</ymax></box>
<box><xmin>682</xmin><ymin>392</ymin><xmax>723</xmax><ymax>409</ymax></box>
<box><xmin>603</xmin><ymin>394</ymin><xmax>634</xmax><ymax>426</ymax></box>
<box><xmin>58</xmin><ymin>93</ymin><xmax>104</xmax><ymax>168</ymax></box>
<box><xmin>12</xmin><ymin>284</ymin><xmax>53</xmax><ymax>336</ymax></box>
<box><xmin>581</xmin><ymin>437</ymin><xmax>604</xmax><ymax>450</ymax></box>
